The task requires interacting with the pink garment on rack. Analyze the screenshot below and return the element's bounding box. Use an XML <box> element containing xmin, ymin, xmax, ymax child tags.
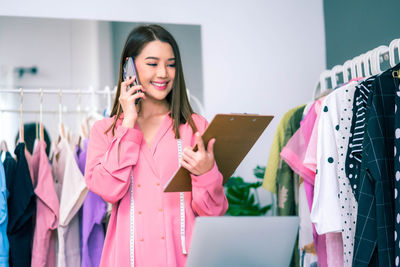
<box><xmin>280</xmin><ymin>99</ymin><xmax>331</xmax><ymax>267</ymax></box>
<box><xmin>280</xmin><ymin>101</ymin><xmax>318</xmax><ymax>185</ymax></box>
<box><xmin>85</xmin><ymin>113</ymin><xmax>228</xmax><ymax>267</ymax></box>
<box><xmin>326</xmin><ymin>233</ymin><xmax>344</xmax><ymax>267</ymax></box>
<box><xmin>303</xmin><ymin>98</ymin><xmax>325</xmax><ymax>177</ymax></box>
<box><xmin>31</xmin><ymin>140</ymin><xmax>59</xmax><ymax>267</ymax></box>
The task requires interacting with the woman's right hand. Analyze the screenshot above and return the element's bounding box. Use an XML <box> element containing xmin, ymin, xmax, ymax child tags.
<box><xmin>119</xmin><ymin>76</ymin><xmax>146</xmax><ymax>128</ymax></box>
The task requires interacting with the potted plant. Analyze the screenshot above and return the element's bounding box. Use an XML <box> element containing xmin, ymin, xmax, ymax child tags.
<box><xmin>224</xmin><ymin>166</ymin><xmax>272</xmax><ymax>216</ymax></box>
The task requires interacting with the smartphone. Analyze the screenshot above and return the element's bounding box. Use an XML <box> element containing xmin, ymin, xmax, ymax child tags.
<box><xmin>123</xmin><ymin>57</ymin><xmax>142</xmax><ymax>104</ymax></box>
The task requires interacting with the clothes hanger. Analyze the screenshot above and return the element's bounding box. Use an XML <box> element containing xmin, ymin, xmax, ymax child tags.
<box><xmin>320</xmin><ymin>70</ymin><xmax>331</xmax><ymax>92</ymax></box>
<box><xmin>58</xmin><ymin>89</ymin><xmax>66</xmax><ymax>139</ymax></box>
<box><xmin>366</xmin><ymin>50</ymin><xmax>375</xmax><ymax>77</ymax></box>
<box><xmin>39</xmin><ymin>88</ymin><xmax>44</xmax><ymax>142</ymax></box>
<box><xmin>389</xmin><ymin>39</ymin><xmax>400</xmax><ymax>67</ymax></box>
<box><xmin>19</xmin><ymin>88</ymin><xmax>25</xmax><ymax>143</ymax></box>
<box><xmin>372</xmin><ymin>46</ymin><xmax>389</xmax><ymax>75</ymax></box>
<box><xmin>84</xmin><ymin>86</ymin><xmax>104</xmax><ymax>137</ymax></box>
<box><xmin>355</xmin><ymin>55</ymin><xmax>365</xmax><ymax>78</ymax></box>
<box><xmin>361</xmin><ymin>53</ymin><xmax>371</xmax><ymax>78</ymax></box>
<box><xmin>342</xmin><ymin>60</ymin><xmax>353</xmax><ymax>83</ymax></box>
<box><xmin>0</xmin><ymin>140</ymin><xmax>8</xmax><ymax>152</ymax></box>
<box><xmin>186</xmin><ymin>88</ymin><xmax>205</xmax><ymax>116</ymax></box>
<box><xmin>0</xmin><ymin>140</ymin><xmax>7</xmax><ymax>162</ymax></box>
<box><xmin>330</xmin><ymin>65</ymin><xmax>343</xmax><ymax>88</ymax></box>
<box><xmin>397</xmin><ymin>39</ymin><xmax>400</xmax><ymax>64</ymax></box>
<box><xmin>105</xmin><ymin>86</ymin><xmax>112</xmax><ymax>117</ymax></box>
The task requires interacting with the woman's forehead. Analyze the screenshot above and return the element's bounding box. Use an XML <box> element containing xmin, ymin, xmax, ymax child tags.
<box><xmin>138</xmin><ymin>40</ymin><xmax>175</xmax><ymax>59</ymax></box>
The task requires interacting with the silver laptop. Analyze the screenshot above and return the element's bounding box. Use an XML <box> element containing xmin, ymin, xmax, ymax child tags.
<box><xmin>186</xmin><ymin>216</ymin><xmax>299</xmax><ymax>267</ymax></box>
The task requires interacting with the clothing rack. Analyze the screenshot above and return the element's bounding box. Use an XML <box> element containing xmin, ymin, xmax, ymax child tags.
<box><xmin>0</xmin><ymin>86</ymin><xmax>205</xmax><ymax>115</ymax></box>
<box><xmin>314</xmin><ymin>38</ymin><xmax>400</xmax><ymax>99</ymax></box>
<box><xmin>0</xmin><ymin>86</ymin><xmax>116</xmax><ymax>114</ymax></box>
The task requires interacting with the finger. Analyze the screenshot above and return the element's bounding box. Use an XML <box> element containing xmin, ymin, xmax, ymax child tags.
<box><xmin>183</xmin><ymin>147</ymin><xmax>196</xmax><ymax>161</ymax></box>
<box><xmin>121</xmin><ymin>76</ymin><xmax>136</xmax><ymax>92</ymax></box>
<box><xmin>194</xmin><ymin>132</ymin><xmax>205</xmax><ymax>152</ymax></box>
<box><xmin>180</xmin><ymin>158</ymin><xmax>193</xmax><ymax>172</ymax></box>
<box><xmin>127</xmin><ymin>85</ymin><xmax>145</xmax><ymax>96</ymax></box>
<box><xmin>207</xmin><ymin>138</ymin><xmax>216</xmax><ymax>158</ymax></box>
<box><xmin>129</xmin><ymin>92</ymin><xmax>146</xmax><ymax>103</ymax></box>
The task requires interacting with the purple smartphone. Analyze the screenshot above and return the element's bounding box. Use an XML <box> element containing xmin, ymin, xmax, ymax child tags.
<box><xmin>123</xmin><ymin>57</ymin><xmax>142</xmax><ymax>104</ymax></box>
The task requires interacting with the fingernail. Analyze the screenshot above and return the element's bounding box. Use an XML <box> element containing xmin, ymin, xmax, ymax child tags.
<box><xmin>195</xmin><ymin>132</ymin><xmax>200</xmax><ymax>136</ymax></box>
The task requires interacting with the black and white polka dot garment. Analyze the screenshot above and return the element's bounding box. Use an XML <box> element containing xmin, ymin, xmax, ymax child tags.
<box><xmin>394</xmin><ymin>78</ymin><xmax>400</xmax><ymax>267</ymax></box>
<box><xmin>334</xmin><ymin>82</ymin><xmax>359</xmax><ymax>267</ymax></box>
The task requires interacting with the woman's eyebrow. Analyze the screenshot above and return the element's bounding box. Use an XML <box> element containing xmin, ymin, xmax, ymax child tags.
<box><xmin>145</xmin><ymin>56</ymin><xmax>175</xmax><ymax>61</ymax></box>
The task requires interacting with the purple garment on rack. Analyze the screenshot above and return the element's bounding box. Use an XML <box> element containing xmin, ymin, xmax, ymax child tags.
<box><xmin>75</xmin><ymin>138</ymin><xmax>106</xmax><ymax>267</ymax></box>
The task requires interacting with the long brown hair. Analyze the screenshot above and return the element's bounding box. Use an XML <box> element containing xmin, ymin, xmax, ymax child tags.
<box><xmin>106</xmin><ymin>24</ymin><xmax>197</xmax><ymax>138</ymax></box>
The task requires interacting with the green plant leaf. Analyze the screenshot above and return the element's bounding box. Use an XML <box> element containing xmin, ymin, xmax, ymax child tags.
<box><xmin>260</xmin><ymin>205</ymin><xmax>272</xmax><ymax>214</ymax></box>
<box><xmin>253</xmin><ymin>165</ymin><xmax>266</xmax><ymax>179</ymax></box>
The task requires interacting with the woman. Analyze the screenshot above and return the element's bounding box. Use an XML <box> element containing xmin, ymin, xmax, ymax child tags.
<box><xmin>84</xmin><ymin>24</ymin><xmax>228</xmax><ymax>267</ymax></box>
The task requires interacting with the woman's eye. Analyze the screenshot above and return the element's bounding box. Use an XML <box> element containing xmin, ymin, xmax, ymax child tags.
<box><xmin>168</xmin><ymin>63</ymin><xmax>176</xmax><ymax>67</ymax></box>
<box><xmin>147</xmin><ymin>63</ymin><xmax>157</xmax><ymax>66</ymax></box>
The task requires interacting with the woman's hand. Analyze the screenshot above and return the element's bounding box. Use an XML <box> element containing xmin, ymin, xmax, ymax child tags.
<box><xmin>181</xmin><ymin>132</ymin><xmax>216</xmax><ymax>176</ymax></box>
<box><xmin>119</xmin><ymin>76</ymin><xmax>146</xmax><ymax>128</ymax></box>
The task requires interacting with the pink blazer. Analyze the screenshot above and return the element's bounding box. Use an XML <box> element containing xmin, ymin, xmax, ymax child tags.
<box><xmin>84</xmin><ymin>113</ymin><xmax>228</xmax><ymax>267</ymax></box>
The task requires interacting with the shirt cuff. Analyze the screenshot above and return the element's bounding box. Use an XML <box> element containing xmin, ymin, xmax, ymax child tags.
<box><xmin>191</xmin><ymin>163</ymin><xmax>223</xmax><ymax>188</ymax></box>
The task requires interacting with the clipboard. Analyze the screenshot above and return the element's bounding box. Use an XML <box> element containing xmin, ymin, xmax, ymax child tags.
<box><xmin>163</xmin><ymin>114</ymin><xmax>274</xmax><ymax>192</ymax></box>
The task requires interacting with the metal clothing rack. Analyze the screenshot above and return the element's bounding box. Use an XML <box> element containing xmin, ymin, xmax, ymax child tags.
<box><xmin>0</xmin><ymin>86</ymin><xmax>116</xmax><ymax>142</ymax></box>
<box><xmin>313</xmin><ymin>38</ymin><xmax>400</xmax><ymax>99</ymax></box>
<box><xmin>0</xmin><ymin>86</ymin><xmax>116</xmax><ymax>114</ymax></box>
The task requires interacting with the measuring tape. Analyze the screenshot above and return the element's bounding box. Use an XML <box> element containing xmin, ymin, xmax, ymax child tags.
<box><xmin>129</xmin><ymin>171</ymin><xmax>135</xmax><ymax>266</ymax></box>
<box><xmin>177</xmin><ymin>139</ymin><xmax>187</xmax><ymax>255</ymax></box>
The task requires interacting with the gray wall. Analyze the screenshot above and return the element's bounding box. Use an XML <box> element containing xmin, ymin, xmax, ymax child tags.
<box><xmin>324</xmin><ymin>0</ymin><xmax>400</xmax><ymax>69</ymax></box>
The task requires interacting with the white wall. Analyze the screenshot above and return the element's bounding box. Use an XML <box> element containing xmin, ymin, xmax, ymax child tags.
<box><xmin>0</xmin><ymin>0</ymin><xmax>326</xmax><ymax>193</ymax></box>
<box><xmin>0</xmin><ymin>17</ymin><xmax>114</xmax><ymax>148</ymax></box>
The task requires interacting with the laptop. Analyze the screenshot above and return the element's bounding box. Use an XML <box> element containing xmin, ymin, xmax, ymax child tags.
<box><xmin>186</xmin><ymin>216</ymin><xmax>299</xmax><ymax>267</ymax></box>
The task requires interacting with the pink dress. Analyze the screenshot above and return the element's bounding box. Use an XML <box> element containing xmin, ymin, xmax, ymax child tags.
<box><xmin>85</xmin><ymin>113</ymin><xmax>228</xmax><ymax>267</ymax></box>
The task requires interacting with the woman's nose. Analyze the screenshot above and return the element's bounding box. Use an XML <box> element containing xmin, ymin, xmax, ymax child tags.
<box><xmin>157</xmin><ymin>65</ymin><xmax>168</xmax><ymax>78</ymax></box>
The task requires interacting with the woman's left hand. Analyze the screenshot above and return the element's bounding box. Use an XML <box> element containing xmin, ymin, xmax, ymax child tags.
<box><xmin>181</xmin><ymin>132</ymin><xmax>216</xmax><ymax>176</ymax></box>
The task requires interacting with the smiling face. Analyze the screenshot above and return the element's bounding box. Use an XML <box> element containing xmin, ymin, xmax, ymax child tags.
<box><xmin>134</xmin><ymin>40</ymin><xmax>176</xmax><ymax>102</ymax></box>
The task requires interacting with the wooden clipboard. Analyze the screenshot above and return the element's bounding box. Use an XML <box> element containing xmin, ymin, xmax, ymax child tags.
<box><xmin>163</xmin><ymin>114</ymin><xmax>274</xmax><ymax>192</ymax></box>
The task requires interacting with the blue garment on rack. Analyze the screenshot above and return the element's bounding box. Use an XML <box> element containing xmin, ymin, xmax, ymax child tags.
<box><xmin>0</xmin><ymin>159</ymin><xmax>9</xmax><ymax>266</ymax></box>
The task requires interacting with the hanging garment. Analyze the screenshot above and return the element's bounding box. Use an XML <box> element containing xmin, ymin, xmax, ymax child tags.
<box><xmin>303</xmin><ymin>98</ymin><xmax>325</xmax><ymax>176</ymax></box>
<box><xmin>345</xmin><ymin>77</ymin><xmax>375</xmax><ymax>201</ymax></box>
<box><xmin>31</xmin><ymin>140</ymin><xmax>59</xmax><ymax>267</ymax></box>
<box><xmin>263</xmin><ymin>105</ymin><xmax>306</xmax><ymax>194</ymax></box>
<box><xmin>274</xmin><ymin>105</ymin><xmax>305</xmax><ymax>216</ymax></box>
<box><xmin>85</xmin><ymin>113</ymin><xmax>228</xmax><ymax>267</ymax></box>
<box><xmin>8</xmin><ymin>143</ymin><xmax>35</xmax><ymax>267</ymax></box>
<box><xmin>280</xmin><ymin>102</ymin><xmax>317</xmax><ymax>184</ymax></box>
<box><xmin>394</xmin><ymin>75</ymin><xmax>400</xmax><ymax>267</ymax></box>
<box><xmin>310</xmin><ymin>81</ymin><xmax>358</xmax><ymax>267</ymax></box>
<box><xmin>0</xmin><ymin>159</ymin><xmax>9</xmax><ymax>266</ymax></box>
<box><xmin>298</xmin><ymin>180</ymin><xmax>318</xmax><ymax>267</ymax></box>
<box><xmin>280</xmin><ymin>100</ymin><xmax>328</xmax><ymax>267</ymax></box>
<box><xmin>52</xmin><ymin>137</ymin><xmax>88</xmax><ymax>267</ymax></box>
<box><xmin>25</xmin><ymin>148</ymin><xmax>34</xmax><ymax>185</ymax></box>
<box><xmin>281</xmin><ymin>101</ymin><xmax>319</xmax><ymax>185</ymax></box>
<box><xmin>353</xmin><ymin>64</ymin><xmax>400</xmax><ymax>267</ymax></box>
<box><xmin>75</xmin><ymin>138</ymin><xmax>106</xmax><ymax>267</ymax></box>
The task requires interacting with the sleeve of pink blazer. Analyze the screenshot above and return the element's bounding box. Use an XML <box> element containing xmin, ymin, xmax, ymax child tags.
<box><xmin>189</xmin><ymin>115</ymin><xmax>228</xmax><ymax>216</ymax></box>
<box><xmin>84</xmin><ymin>119</ymin><xmax>143</xmax><ymax>204</ymax></box>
